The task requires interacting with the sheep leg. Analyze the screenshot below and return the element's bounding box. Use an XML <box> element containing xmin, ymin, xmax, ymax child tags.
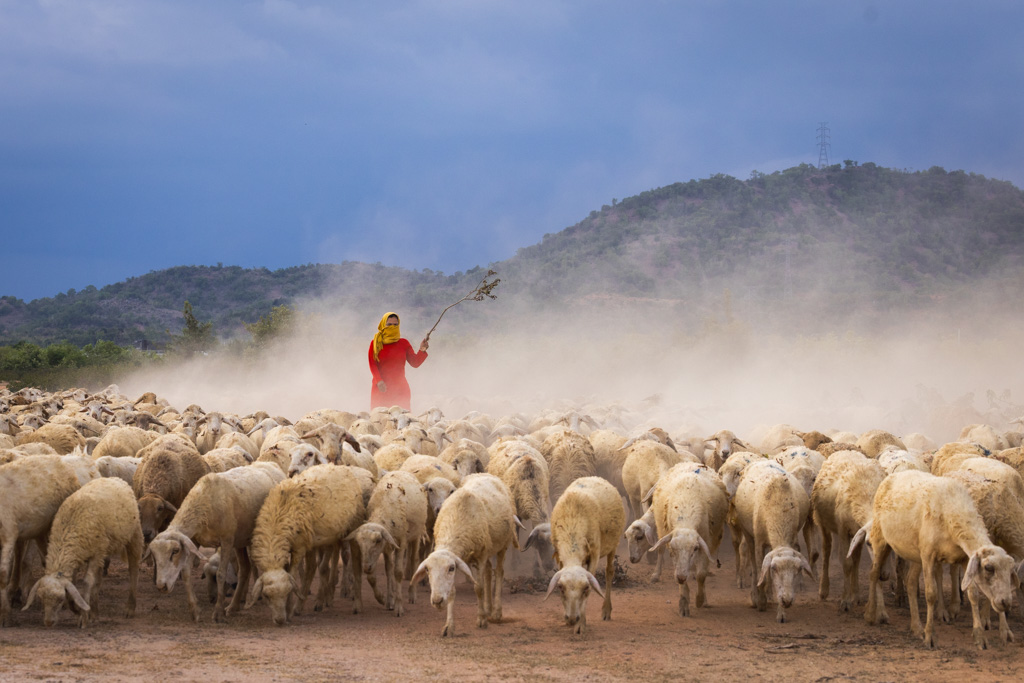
<box><xmin>602</xmin><ymin>552</ymin><xmax>614</xmax><ymax>621</ymax></box>
<box><xmin>997</xmin><ymin>606</ymin><xmax>1014</xmax><ymax>645</ymax></box>
<box><xmin>802</xmin><ymin>519</ymin><xmax>819</xmax><ymax>580</ymax></box>
<box><xmin>695</xmin><ymin>551</ymin><xmax>708</xmax><ymax>610</ymax></box>
<box><xmin>406</xmin><ymin>538</ymin><xmax>420</xmax><ymax>605</ymax></box>
<box><xmin>0</xmin><ymin>533</ymin><xmax>16</xmax><ymax>627</ymax></box>
<box><xmin>492</xmin><ymin>548</ymin><xmax>506</xmax><ymax>622</ymax></box>
<box><xmin>751</xmin><ymin>535</ymin><xmax>767</xmax><ymax>612</ymax></box>
<box><xmin>650</xmin><ymin>546</ymin><xmax>665</xmax><ymax>583</ymax></box>
<box><xmin>728</xmin><ymin>517</ymin><xmax>745</xmax><ymax>588</ymax></box>
<box><xmin>8</xmin><ymin>539</ymin><xmax>26</xmax><ymax>611</ymax></box>
<box><xmin>894</xmin><ymin>556</ymin><xmax>908</xmax><ymax>607</ymax></box>
<box><xmin>819</xmin><ymin>529</ymin><xmax>833</xmax><ymax>601</ymax></box>
<box><xmin>225</xmin><ymin>547</ymin><xmax>250</xmax><ymax>616</ymax></box>
<box><xmin>393</xmin><ymin>545</ymin><xmax>407</xmax><ymax>617</ymax></box>
<box><xmin>967</xmin><ymin>583</ymin><xmax>988</xmax><ymax>650</ymax></box>
<box><xmin>339</xmin><ymin>542</ymin><xmax>353</xmax><ymax>599</ymax></box>
<box><xmin>383</xmin><ymin>550</ymin><xmax>396</xmax><ymax>611</ymax></box>
<box><xmin>838</xmin><ymin>532</ymin><xmax>858</xmax><ymax>612</ymax></box>
<box><xmin>474</xmin><ymin>564</ymin><xmax>489</xmax><ymax>629</ymax></box>
<box><xmin>366</xmin><ymin>563</ymin><xmax>385</xmax><ymax>606</ymax></box>
<box><xmin>864</xmin><ymin>537</ymin><xmax>890</xmax><ymax>625</ymax></box>
<box><xmin>183</xmin><ymin>555</ymin><xmax>200</xmax><ymax>623</ymax></box>
<box><xmin>442</xmin><ymin>591</ymin><xmax>456</xmax><ymax>637</ymax></box>
<box><xmin>294</xmin><ymin>550</ymin><xmax>317</xmax><ymax>616</ymax></box>
<box><xmin>324</xmin><ymin>547</ymin><xmax>339</xmax><ymax>609</ymax></box>
<box><xmin>314</xmin><ymin>547</ymin><xmax>334</xmax><ymax>613</ymax></box>
<box><xmin>348</xmin><ymin>541</ymin><xmax>363</xmax><ymax>615</ymax></box>
<box><xmin>919</xmin><ymin>560</ymin><xmax>938</xmax><ymax>649</ymax></box>
<box><xmin>947</xmin><ymin>562</ymin><xmax>962</xmax><ymax>621</ymax></box>
<box><xmin>125</xmin><ymin>530</ymin><xmax>141</xmax><ymax>619</ymax></box>
<box><xmin>213</xmin><ymin>545</ymin><xmax>233</xmax><ymax>623</ymax></box>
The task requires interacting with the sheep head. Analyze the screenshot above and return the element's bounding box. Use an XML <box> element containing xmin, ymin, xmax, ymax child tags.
<box><xmin>247</xmin><ymin>568</ymin><xmax>300</xmax><ymax>626</ymax></box>
<box><xmin>546</xmin><ymin>565</ymin><xmax>603</xmax><ymax>635</ymax></box>
<box><xmin>962</xmin><ymin>545</ymin><xmax>1016</xmax><ymax>615</ymax></box>
<box><xmin>347</xmin><ymin>522</ymin><xmax>399</xmax><ymax>574</ymax></box>
<box><xmin>650</xmin><ymin>528</ymin><xmax>711</xmax><ymax>585</ymax></box>
<box><xmin>287</xmin><ymin>443</ymin><xmax>329</xmax><ymax>477</ymax></box>
<box><xmin>758</xmin><ymin>546</ymin><xmax>812</xmax><ymax>621</ymax></box>
<box><xmin>147</xmin><ymin>530</ymin><xmax>204</xmax><ymax>592</ymax></box>
<box><xmin>412</xmin><ymin>549</ymin><xmax>475</xmax><ymax>610</ymax></box>
<box><xmin>22</xmin><ymin>575</ymin><xmax>90</xmax><ymax>627</ymax></box>
<box><xmin>138</xmin><ymin>494</ymin><xmax>178</xmax><ymax>543</ymax></box>
<box><xmin>624</xmin><ymin>517</ymin><xmax>657</xmax><ymax>564</ymax></box>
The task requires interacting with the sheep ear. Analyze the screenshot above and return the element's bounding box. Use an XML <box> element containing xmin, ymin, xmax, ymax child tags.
<box><xmin>799</xmin><ymin>554</ymin><xmax>813</xmax><ymax>578</ymax></box>
<box><xmin>288</xmin><ymin>573</ymin><xmax>300</xmax><ymax>594</ymax></box>
<box><xmin>411</xmin><ymin>559</ymin><xmax>429</xmax><ymax>585</ymax></box>
<box><xmin>544</xmin><ymin>570</ymin><xmax>563</xmax><ymax>601</ymax></box>
<box><xmin>455</xmin><ymin>557</ymin><xmax>475</xmax><ymax>584</ymax></box>
<box><xmin>644</xmin><ymin>524</ymin><xmax>658</xmax><ymax>548</ymax></box>
<box><xmin>664</xmin><ymin>437</ymin><xmax>678</xmax><ymax>452</ymax></box>
<box><xmin>523</xmin><ymin>526</ymin><xmax>541</xmax><ymax>551</ymax></box>
<box><xmin>650</xmin><ymin>533</ymin><xmax>673</xmax><ymax>553</ymax></box>
<box><xmin>586</xmin><ymin>570</ymin><xmax>605</xmax><ymax>599</ymax></box>
<box><xmin>961</xmin><ymin>553</ymin><xmax>981</xmax><ymax>592</ymax></box>
<box><xmin>847</xmin><ymin>524</ymin><xmax>870</xmax><ymax>560</ymax></box>
<box><xmin>64</xmin><ymin>579</ymin><xmax>91</xmax><ymax>612</ymax></box>
<box><xmin>177</xmin><ymin>534</ymin><xmax>205</xmax><ymax>562</ymax></box>
<box><xmin>141</xmin><ymin>546</ymin><xmax>152</xmax><ymax>563</ymax></box>
<box><xmin>757</xmin><ymin>552</ymin><xmax>774</xmax><ymax>588</ymax></box>
<box><xmin>245</xmin><ymin>577</ymin><xmax>264</xmax><ymax>609</ymax></box>
<box><xmin>381</xmin><ymin>528</ymin><xmax>399</xmax><ymax>551</ymax></box>
<box><xmin>641</xmin><ymin>485</ymin><xmax>656</xmax><ymax>505</ymax></box>
<box><xmin>21</xmin><ymin>579</ymin><xmax>41</xmax><ymax>611</ymax></box>
<box><xmin>698</xmin><ymin>537</ymin><xmax>712</xmax><ymax>562</ymax></box>
<box><xmin>344</xmin><ymin>433</ymin><xmax>362</xmax><ymax>452</ymax></box>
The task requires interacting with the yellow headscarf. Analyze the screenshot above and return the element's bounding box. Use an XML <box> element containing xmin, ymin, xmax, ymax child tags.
<box><xmin>372</xmin><ymin>312</ymin><xmax>401</xmax><ymax>362</ymax></box>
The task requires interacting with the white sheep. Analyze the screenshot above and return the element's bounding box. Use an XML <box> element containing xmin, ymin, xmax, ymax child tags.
<box><xmin>703</xmin><ymin>429</ymin><xmax>752</xmax><ymax>471</ymax></box>
<box><xmin>95</xmin><ymin>455</ymin><xmax>142</xmax><ymax>484</ymax></box>
<box><xmin>540</xmin><ymin>429</ymin><xmax>598</xmax><ymax>502</ymax></box>
<box><xmin>856</xmin><ymin>470</ymin><xmax>1017</xmax><ymax>649</ymax></box>
<box><xmin>810</xmin><ymin>450</ymin><xmax>885</xmax><ymax>611</ymax></box>
<box><xmin>411</xmin><ymin>473</ymin><xmax>520</xmax><ymax>637</ymax></box>
<box><xmin>855</xmin><ymin>429</ymin><xmax>906</xmax><ymax>458</ymax></box>
<box><xmin>202</xmin><ymin>446</ymin><xmax>254</xmax><ymax>473</ymax></box>
<box><xmin>438</xmin><ymin>439</ymin><xmax>488</xmax><ymax>479</ymax></box>
<box><xmin>400</xmin><ymin>454</ymin><xmax>461</xmax><ymax>488</ymax></box>
<box><xmin>733</xmin><ymin>459</ymin><xmax>813</xmax><ymax>623</ymax></box>
<box><xmin>348</xmin><ymin>470</ymin><xmax>428</xmax><ymax>617</ymax></box>
<box><xmin>0</xmin><ymin>454</ymin><xmax>81</xmax><ymax>626</ymax></box>
<box><xmin>146</xmin><ymin>463</ymin><xmax>285</xmax><ymax>622</ymax></box>
<box><xmin>22</xmin><ymin>477</ymin><xmax>142</xmax><ymax>627</ymax></box>
<box><xmin>877</xmin><ymin>447</ymin><xmax>929</xmax><ymax>475</ymax></box>
<box><xmin>620</xmin><ymin>440</ymin><xmax>697</xmax><ymax>522</ymax></box>
<box><xmin>534</xmin><ymin>476</ymin><xmax>625</xmax><ymax>636</ymax></box>
<box><xmin>246</xmin><ymin>464</ymin><xmax>367</xmax><ymax>625</ymax></box>
<box><xmin>648</xmin><ymin>464</ymin><xmax>729</xmax><ymax>617</ymax></box>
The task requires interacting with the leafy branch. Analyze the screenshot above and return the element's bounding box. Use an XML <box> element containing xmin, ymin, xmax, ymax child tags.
<box><xmin>423</xmin><ymin>270</ymin><xmax>500</xmax><ymax>343</ymax></box>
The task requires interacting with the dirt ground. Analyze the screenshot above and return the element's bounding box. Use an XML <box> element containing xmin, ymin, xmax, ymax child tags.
<box><xmin>2</xmin><ymin>532</ymin><xmax>1021</xmax><ymax>682</ymax></box>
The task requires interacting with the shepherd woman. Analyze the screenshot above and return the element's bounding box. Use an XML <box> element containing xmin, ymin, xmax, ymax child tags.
<box><xmin>368</xmin><ymin>312</ymin><xmax>429</xmax><ymax>410</ymax></box>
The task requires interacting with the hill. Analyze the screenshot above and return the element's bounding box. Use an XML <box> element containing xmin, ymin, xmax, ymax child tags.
<box><xmin>2</xmin><ymin>162</ymin><xmax>1022</xmax><ymax>346</ymax></box>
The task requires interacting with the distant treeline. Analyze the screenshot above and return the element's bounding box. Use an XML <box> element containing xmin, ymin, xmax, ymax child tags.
<box><xmin>2</xmin><ymin>162</ymin><xmax>1022</xmax><ymax>347</ymax></box>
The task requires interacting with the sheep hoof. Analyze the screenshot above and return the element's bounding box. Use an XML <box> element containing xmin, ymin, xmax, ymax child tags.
<box><xmin>441</xmin><ymin>624</ymin><xmax>453</xmax><ymax>638</ymax></box>
<box><xmin>477</xmin><ymin>616</ymin><xmax>488</xmax><ymax>628</ymax></box>
<box><xmin>973</xmin><ymin>628</ymin><xmax>987</xmax><ymax>650</ymax></box>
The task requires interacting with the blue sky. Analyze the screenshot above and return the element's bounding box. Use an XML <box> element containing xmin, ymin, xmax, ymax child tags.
<box><xmin>2</xmin><ymin>0</ymin><xmax>1022</xmax><ymax>302</ymax></box>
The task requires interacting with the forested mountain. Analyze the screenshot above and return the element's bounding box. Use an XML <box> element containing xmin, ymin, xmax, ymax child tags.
<box><xmin>2</xmin><ymin>162</ymin><xmax>1022</xmax><ymax>346</ymax></box>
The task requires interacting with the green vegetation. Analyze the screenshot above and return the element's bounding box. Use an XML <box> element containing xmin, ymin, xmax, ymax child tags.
<box><xmin>1</xmin><ymin>163</ymin><xmax>1022</xmax><ymax>349</ymax></box>
<box><xmin>0</xmin><ymin>339</ymin><xmax>156</xmax><ymax>392</ymax></box>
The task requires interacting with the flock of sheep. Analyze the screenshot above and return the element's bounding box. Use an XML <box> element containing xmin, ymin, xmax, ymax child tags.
<box><xmin>2</xmin><ymin>384</ymin><xmax>1024</xmax><ymax>650</ymax></box>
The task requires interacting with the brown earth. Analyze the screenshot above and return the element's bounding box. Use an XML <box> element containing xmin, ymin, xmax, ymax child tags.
<box><xmin>2</xmin><ymin>534</ymin><xmax>1021</xmax><ymax>682</ymax></box>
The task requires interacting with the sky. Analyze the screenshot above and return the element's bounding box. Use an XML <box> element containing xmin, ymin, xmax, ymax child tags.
<box><xmin>2</xmin><ymin>0</ymin><xmax>1023</xmax><ymax>303</ymax></box>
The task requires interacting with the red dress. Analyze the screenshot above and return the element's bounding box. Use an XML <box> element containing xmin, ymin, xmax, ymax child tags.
<box><xmin>368</xmin><ymin>339</ymin><xmax>428</xmax><ymax>410</ymax></box>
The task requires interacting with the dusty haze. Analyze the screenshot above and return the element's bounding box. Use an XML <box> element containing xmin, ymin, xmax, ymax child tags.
<box><xmin>117</xmin><ymin>272</ymin><xmax>1024</xmax><ymax>446</ymax></box>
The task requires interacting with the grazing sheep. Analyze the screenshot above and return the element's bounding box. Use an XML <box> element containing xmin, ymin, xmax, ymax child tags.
<box><xmin>540</xmin><ymin>430</ymin><xmax>598</xmax><ymax>502</ymax></box>
<box><xmin>400</xmin><ymin>455</ymin><xmax>461</xmax><ymax>488</ymax></box>
<box><xmin>877</xmin><ymin>448</ymin><xmax>930</xmax><ymax>475</ymax></box>
<box><xmin>94</xmin><ymin>456</ymin><xmax>142</xmax><ymax>485</ymax></box>
<box><xmin>621</xmin><ymin>440</ymin><xmax>696</xmax><ymax>521</ymax></box>
<box><xmin>422</xmin><ymin>477</ymin><xmax>458</xmax><ymax>536</ymax></box>
<box><xmin>374</xmin><ymin>443</ymin><xmax>416</xmax><ymax>472</ymax></box>
<box><xmin>14</xmin><ymin>422</ymin><xmax>85</xmax><ymax>455</ymax></box>
<box><xmin>958</xmin><ymin>424</ymin><xmax>1009</xmax><ymax>453</ymax></box>
<box><xmin>733</xmin><ymin>460</ymin><xmax>813</xmax><ymax>623</ymax></box>
<box><xmin>930</xmin><ymin>442</ymin><xmax>990</xmax><ymax>476</ymax></box>
<box><xmin>22</xmin><ymin>478</ymin><xmax>142</xmax><ymax>628</ymax></box>
<box><xmin>703</xmin><ymin>429</ymin><xmax>752</xmax><ymax>471</ymax></box>
<box><xmin>348</xmin><ymin>471</ymin><xmax>428</xmax><ymax>617</ymax></box>
<box><xmin>495</xmin><ymin>451</ymin><xmax>552</xmax><ymax>573</ymax></box>
<box><xmin>624</xmin><ymin>507</ymin><xmax>658</xmax><ymax>569</ymax></box>
<box><xmin>857</xmin><ymin>470</ymin><xmax>1017</xmax><ymax>649</ymax></box>
<box><xmin>811</xmin><ymin>450</ymin><xmax>886</xmax><ymax>612</ymax></box>
<box><xmin>411</xmin><ymin>473</ymin><xmax>520</xmax><ymax>637</ymax></box>
<box><xmin>855</xmin><ymin>429</ymin><xmax>906</xmax><ymax>459</ymax></box>
<box><xmin>0</xmin><ymin>454</ymin><xmax>82</xmax><ymax>626</ymax></box>
<box><xmin>438</xmin><ymin>440</ymin><xmax>488</xmax><ymax>479</ymax></box>
<box><xmin>589</xmin><ymin>429</ymin><xmax>629</xmax><ymax>502</ymax></box>
<box><xmin>91</xmin><ymin>426</ymin><xmax>159</xmax><ymax>460</ymax></box>
<box><xmin>532</xmin><ymin>476</ymin><xmax>625</xmax><ymax>636</ymax></box>
<box><xmin>202</xmin><ymin>446</ymin><xmax>254</xmax><ymax>473</ymax></box>
<box><xmin>132</xmin><ymin>435</ymin><xmax>211</xmax><ymax>542</ymax></box>
<box><xmin>214</xmin><ymin>431</ymin><xmax>259</xmax><ymax>462</ymax></box>
<box><xmin>146</xmin><ymin>464</ymin><xmax>285</xmax><ymax>622</ymax></box>
<box><xmin>648</xmin><ymin>464</ymin><xmax>729</xmax><ymax>617</ymax></box>
<box><xmin>247</xmin><ymin>464</ymin><xmax>367</xmax><ymax>625</ymax></box>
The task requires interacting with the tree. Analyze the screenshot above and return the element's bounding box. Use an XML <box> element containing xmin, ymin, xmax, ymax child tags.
<box><xmin>244</xmin><ymin>305</ymin><xmax>297</xmax><ymax>349</ymax></box>
<box><xmin>167</xmin><ymin>300</ymin><xmax>216</xmax><ymax>357</ymax></box>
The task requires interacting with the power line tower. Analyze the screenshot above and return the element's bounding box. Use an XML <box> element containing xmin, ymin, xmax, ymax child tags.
<box><xmin>816</xmin><ymin>122</ymin><xmax>831</xmax><ymax>168</ymax></box>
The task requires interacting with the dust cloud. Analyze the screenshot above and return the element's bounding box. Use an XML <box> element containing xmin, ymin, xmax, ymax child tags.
<box><xmin>117</xmin><ymin>265</ymin><xmax>1024</xmax><ymax>447</ymax></box>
